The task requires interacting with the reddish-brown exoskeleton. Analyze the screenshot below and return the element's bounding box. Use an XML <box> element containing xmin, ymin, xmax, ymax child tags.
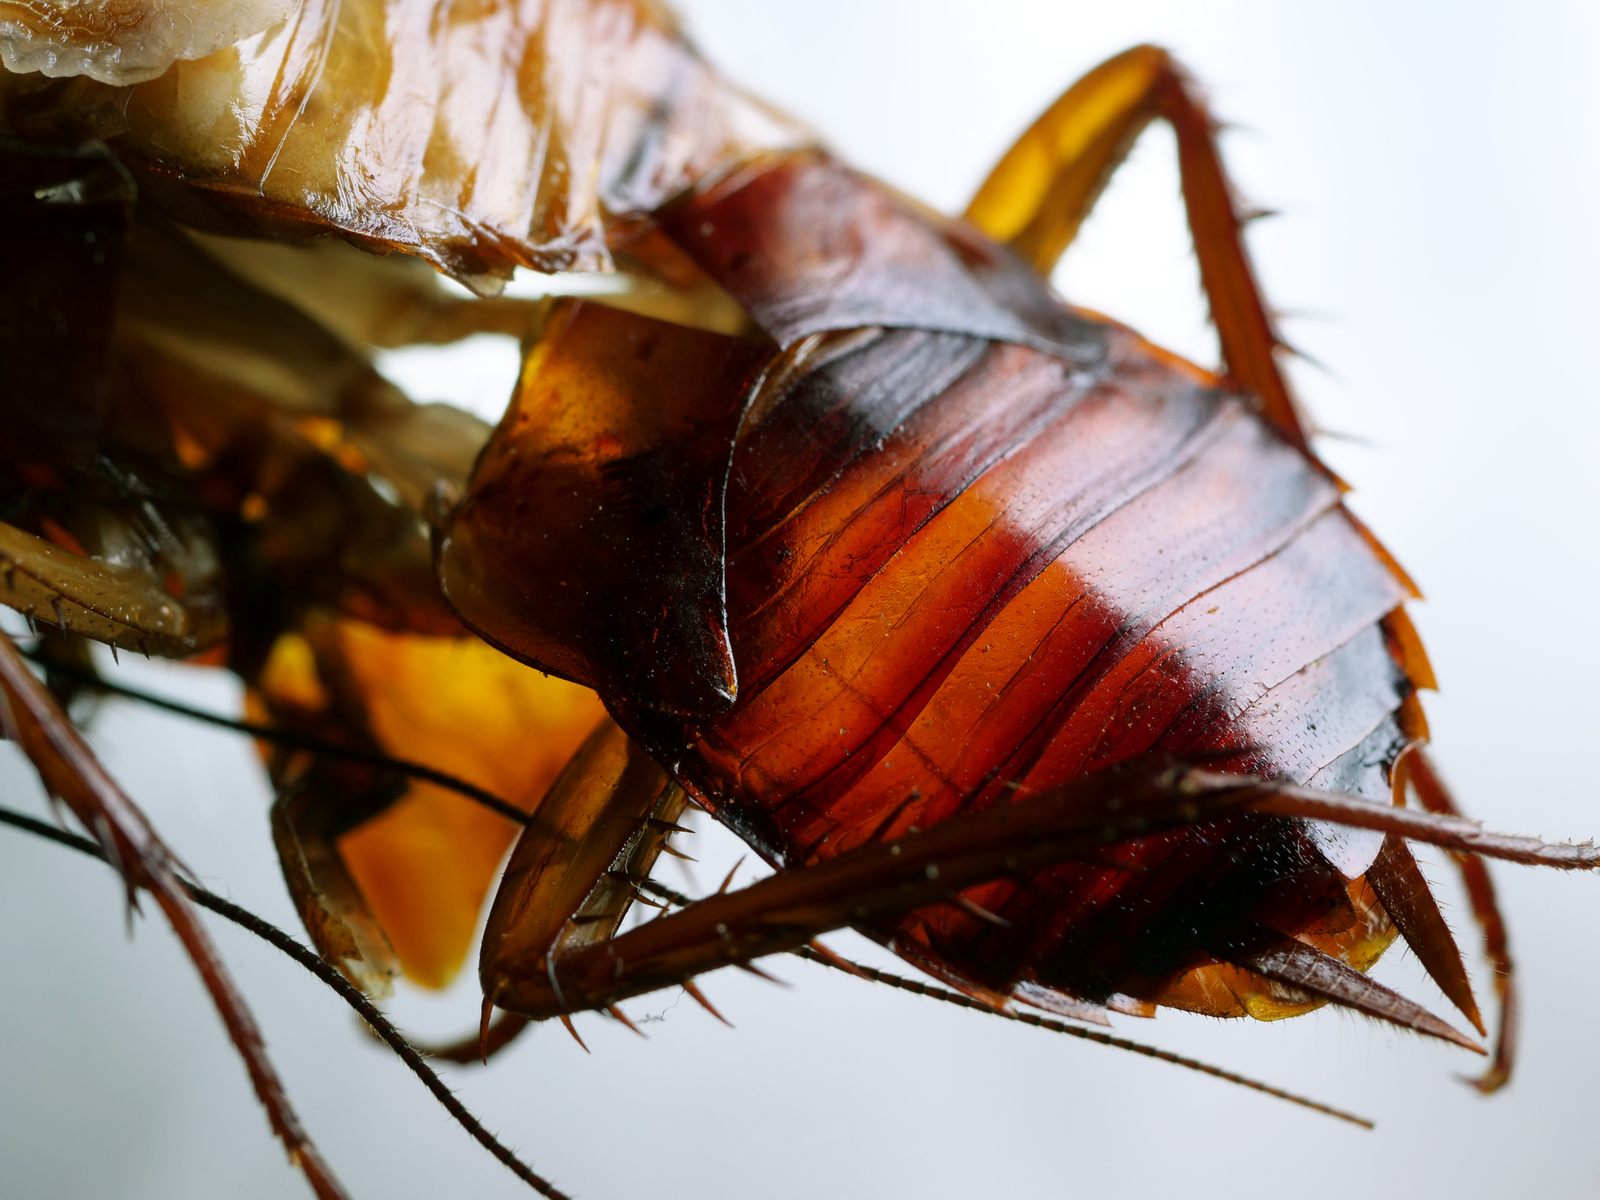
<box><xmin>0</xmin><ymin>4</ymin><xmax>1595</xmax><ymax>1197</ymax></box>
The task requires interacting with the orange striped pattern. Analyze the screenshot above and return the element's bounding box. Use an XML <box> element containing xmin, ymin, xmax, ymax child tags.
<box><xmin>614</xmin><ymin>156</ymin><xmax>1425</xmax><ymax>1014</ymax></box>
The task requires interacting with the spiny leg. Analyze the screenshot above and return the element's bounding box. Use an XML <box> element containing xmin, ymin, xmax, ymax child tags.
<box><xmin>959</xmin><ymin>46</ymin><xmax>1506</xmax><ymax>1053</ymax></box>
<box><xmin>0</xmin><ymin>518</ymin><xmax>220</xmax><ymax>658</ymax></box>
<box><xmin>0</xmin><ymin>631</ymin><xmax>351</xmax><ymax>1200</ymax></box>
<box><xmin>31</xmin><ymin>645</ymin><xmax>584</xmax><ymax>1064</ymax></box>
<box><xmin>0</xmin><ymin>802</ymin><xmax>569</xmax><ymax>1197</ymax></box>
<box><xmin>482</xmin><ymin>756</ymin><xmax>1593</xmax><ymax>1054</ymax></box>
<box><xmin>964</xmin><ymin>44</ymin><xmax>1307</xmax><ymax>447</ymax></box>
<box><xmin>474</xmin><ymin>786</ymin><xmax>1380</xmax><ymax>1125</ymax></box>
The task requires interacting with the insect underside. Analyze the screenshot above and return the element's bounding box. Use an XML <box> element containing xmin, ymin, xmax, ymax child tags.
<box><xmin>0</xmin><ymin>4</ymin><xmax>1594</xmax><ymax>1198</ymax></box>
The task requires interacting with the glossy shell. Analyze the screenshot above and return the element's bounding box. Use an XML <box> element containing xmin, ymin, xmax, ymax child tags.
<box><xmin>441</xmin><ymin>150</ymin><xmax>1427</xmax><ymax>1021</ymax></box>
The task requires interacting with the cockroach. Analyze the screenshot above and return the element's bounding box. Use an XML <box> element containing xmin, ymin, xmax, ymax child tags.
<box><xmin>1</xmin><ymin>3</ymin><xmax>1597</xmax><ymax>1198</ymax></box>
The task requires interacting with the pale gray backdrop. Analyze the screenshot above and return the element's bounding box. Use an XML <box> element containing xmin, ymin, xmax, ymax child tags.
<box><xmin>3</xmin><ymin>2</ymin><xmax>1598</xmax><ymax>1197</ymax></box>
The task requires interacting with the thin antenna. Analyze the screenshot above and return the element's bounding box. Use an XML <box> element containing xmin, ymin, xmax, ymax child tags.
<box><xmin>634</xmin><ymin>879</ymin><xmax>1373</xmax><ymax>1129</ymax></box>
<box><xmin>0</xmin><ymin>805</ymin><xmax>573</xmax><ymax>1200</ymax></box>
<box><xmin>26</xmin><ymin>654</ymin><xmax>533</xmax><ymax>827</ymax></box>
<box><xmin>791</xmin><ymin>945</ymin><xmax>1373</xmax><ymax>1128</ymax></box>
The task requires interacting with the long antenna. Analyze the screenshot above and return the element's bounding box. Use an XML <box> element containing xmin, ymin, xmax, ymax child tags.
<box><xmin>34</xmin><ymin>655</ymin><xmax>1374</xmax><ymax>1129</ymax></box>
<box><xmin>27</xmin><ymin>654</ymin><xmax>533</xmax><ymax>826</ymax></box>
<box><xmin>634</xmin><ymin>879</ymin><xmax>1373</xmax><ymax>1129</ymax></box>
<box><xmin>790</xmin><ymin>945</ymin><xmax>1374</xmax><ymax>1128</ymax></box>
<box><xmin>0</xmin><ymin>804</ymin><xmax>572</xmax><ymax>1200</ymax></box>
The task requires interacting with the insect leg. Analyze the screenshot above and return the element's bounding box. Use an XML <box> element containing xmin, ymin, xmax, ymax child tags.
<box><xmin>477</xmin><ymin>716</ymin><xmax>681</xmax><ymax>1020</ymax></box>
<box><xmin>964</xmin><ymin>45</ymin><xmax>1306</xmax><ymax>447</ymax></box>
<box><xmin>0</xmin><ymin>630</ymin><xmax>352</xmax><ymax>1200</ymax></box>
<box><xmin>1396</xmin><ymin>745</ymin><xmax>1518</xmax><ymax>1092</ymax></box>
<box><xmin>420</xmin><ymin>726</ymin><xmax>691</xmax><ymax>1063</ymax></box>
<box><xmin>483</xmin><ymin>760</ymin><xmax>1592</xmax><ymax>1045</ymax></box>
<box><xmin>0</xmin><ymin>518</ymin><xmax>222</xmax><ymax>657</ymax></box>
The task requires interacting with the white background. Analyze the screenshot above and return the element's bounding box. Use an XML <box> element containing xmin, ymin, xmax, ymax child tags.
<box><xmin>4</xmin><ymin>2</ymin><xmax>1599</xmax><ymax>1197</ymax></box>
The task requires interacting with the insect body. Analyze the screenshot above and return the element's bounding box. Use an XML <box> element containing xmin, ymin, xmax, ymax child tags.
<box><xmin>0</xmin><ymin>3</ymin><xmax>1595</xmax><ymax>1197</ymax></box>
<box><xmin>430</xmin><ymin>51</ymin><xmax>1505</xmax><ymax>1061</ymax></box>
<box><xmin>443</xmin><ymin>150</ymin><xmax>1434</xmax><ymax>1037</ymax></box>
